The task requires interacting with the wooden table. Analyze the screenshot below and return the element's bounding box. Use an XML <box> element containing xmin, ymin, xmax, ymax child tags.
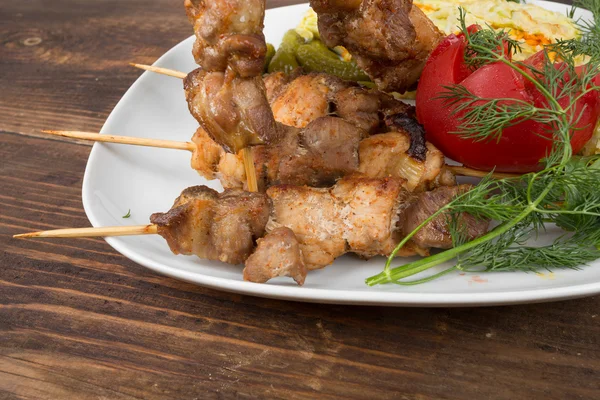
<box><xmin>2</xmin><ymin>1</ymin><xmax>599</xmax><ymax>399</ymax></box>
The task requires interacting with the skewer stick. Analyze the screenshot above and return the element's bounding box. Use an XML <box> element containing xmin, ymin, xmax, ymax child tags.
<box><xmin>130</xmin><ymin>64</ymin><xmax>527</xmax><ymax>182</ymax></box>
<box><xmin>446</xmin><ymin>166</ymin><xmax>520</xmax><ymax>180</ymax></box>
<box><xmin>42</xmin><ymin>130</ymin><xmax>522</xmax><ymax>182</ymax></box>
<box><xmin>130</xmin><ymin>63</ymin><xmax>260</xmax><ymax>192</ymax></box>
<box><xmin>42</xmin><ymin>130</ymin><xmax>195</xmax><ymax>152</ymax></box>
<box><xmin>130</xmin><ymin>63</ymin><xmax>187</xmax><ymax>79</ymax></box>
<box><xmin>14</xmin><ymin>225</ymin><xmax>158</xmax><ymax>239</ymax></box>
<box><xmin>243</xmin><ymin>148</ymin><xmax>259</xmax><ymax>192</ymax></box>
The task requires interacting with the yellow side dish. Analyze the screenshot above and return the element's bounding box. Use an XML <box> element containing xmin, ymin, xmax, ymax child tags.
<box><xmin>296</xmin><ymin>2</ymin><xmax>581</xmax><ymax>62</ymax></box>
<box><xmin>581</xmin><ymin>121</ymin><xmax>600</xmax><ymax>156</ymax></box>
<box><xmin>413</xmin><ymin>0</ymin><xmax>581</xmax><ymax>60</ymax></box>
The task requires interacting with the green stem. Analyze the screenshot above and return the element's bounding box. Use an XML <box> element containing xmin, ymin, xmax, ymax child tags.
<box><xmin>383</xmin><ymin>204</ymin><xmax>451</xmax><ymax>275</ymax></box>
<box><xmin>534</xmin><ymin>209</ymin><xmax>600</xmax><ymax>217</ymax></box>
<box><xmin>366</xmin><ymin>183</ymin><xmax>556</xmax><ymax>286</ymax></box>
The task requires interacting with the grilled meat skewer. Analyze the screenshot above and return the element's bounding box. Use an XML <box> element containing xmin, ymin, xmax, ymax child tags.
<box><xmin>149</xmin><ymin>176</ymin><xmax>489</xmax><ymax>284</ymax></box>
<box><xmin>15</xmin><ymin>178</ymin><xmax>489</xmax><ymax>285</ymax></box>
<box><xmin>196</xmin><ymin>117</ymin><xmax>454</xmax><ymax>193</ymax></box>
<box><xmin>310</xmin><ymin>0</ymin><xmax>444</xmax><ymax>92</ymax></box>
<box><xmin>185</xmin><ymin>68</ymin><xmax>454</xmax><ymax>191</ymax></box>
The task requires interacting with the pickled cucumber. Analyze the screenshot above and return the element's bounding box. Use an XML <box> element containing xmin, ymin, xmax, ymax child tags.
<box><xmin>268</xmin><ymin>30</ymin><xmax>303</xmax><ymax>74</ymax></box>
<box><xmin>296</xmin><ymin>40</ymin><xmax>370</xmax><ymax>82</ymax></box>
<box><xmin>264</xmin><ymin>43</ymin><xmax>275</xmax><ymax>73</ymax></box>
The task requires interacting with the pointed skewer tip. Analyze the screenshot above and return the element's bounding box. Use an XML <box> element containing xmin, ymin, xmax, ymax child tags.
<box><xmin>13</xmin><ymin>232</ymin><xmax>39</xmax><ymax>239</ymax></box>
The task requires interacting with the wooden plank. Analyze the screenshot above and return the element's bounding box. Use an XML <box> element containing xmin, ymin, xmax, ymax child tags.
<box><xmin>2</xmin><ymin>132</ymin><xmax>600</xmax><ymax>399</ymax></box>
<box><xmin>2</xmin><ymin>0</ymin><xmax>599</xmax><ymax>399</ymax></box>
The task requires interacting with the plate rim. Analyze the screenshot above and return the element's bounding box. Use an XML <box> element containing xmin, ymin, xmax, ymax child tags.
<box><xmin>82</xmin><ymin>0</ymin><xmax>600</xmax><ymax>306</ymax></box>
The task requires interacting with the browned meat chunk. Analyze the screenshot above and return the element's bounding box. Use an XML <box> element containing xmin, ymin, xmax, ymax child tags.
<box><xmin>269</xmin><ymin>73</ymin><xmax>347</xmax><ymax>128</ymax></box>
<box><xmin>258</xmin><ymin>116</ymin><xmax>363</xmax><ymax>188</ymax></box>
<box><xmin>266</xmin><ymin>72</ymin><xmax>412</xmax><ymax>133</ymax></box>
<box><xmin>263</xmin><ymin>72</ymin><xmax>293</xmax><ymax>103</ymax></box>
<box><xmin>331</xmin><ymin>176</ymin><xmax>423</xmax><ymax>259</ymax></box>
<box><xmin>190</xmin><ymin>127</ymin><xmax>225</xmax><ymax>180</ymax></box>
<box><xmin>267</xmin><ymin>183</ymin><xmax>347</xmax><ymax>269</ymax></box>
<box><xmin>150</xmin><ymin>186</ymin><xmax>218</xmax><ymax>261</ymax></box>
<box><xmin>310</xmin><ymin>0</ymin><xmax>443</xmax><ymax>92</ymax></box>
<box><xmin>267</xmin><ymin>175</ymin><xmax>427</xmax><ymax>270</ymax></box>
<box><xmin>185</xmin><ymin>0</ymin><xmax>267</xmax><ymax>77</ymax></box>
<box><xmin>243</xmin><ymin>227</ymin><xmax>307</xmax><ymax>285</ymax></box>
<box><xmin>185</xmin><ymin>68</ymin><xmax>281</xmax><ymax>153</ymax></box>
<box><xmin>358</xmin><ymin>132</ymin><xmax>449</xmax><ymax>192</ymax></box>
<box><xmin>150</xmin><ymin>186</ymin><xmax>270</xmax><ymax>265</ymax></box>
<box><xmin>398</xmin><ymin>185</ymin><xmax>490</xmax><ymax>249</ymax></box>
<box><xmin>334</xmin><ymin>87</ymin><xmax>382</xmax><ymax>133</ymax></box>
<box><xmin>149</xmin><ymin>180</ymin><xmax>486</xmax><ymax>284</ymax></box>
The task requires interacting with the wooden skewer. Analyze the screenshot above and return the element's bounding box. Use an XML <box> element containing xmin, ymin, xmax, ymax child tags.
<box><xmin>242</xmin><ymin>148</ymin><xmax>259</xmax><ymax>192</ymax></box>
<box><xmin>446</xmin><ymin>166</ymin><xmax>520</xmax><ymax>180</ymax></box>
<box><xmin>14</xmin><ymin>225</ymin><xmax>158</xmax><ymax>239</ymax></box>
<box><xmin>42</xmin><ymin>130</ymin><xmax>196</xmax><ymax>152</ymax></box>
<box><xmin>129</xmin><ymin>63</ymin><xmax>526</xmax><ymax>182</ymax></box>
<box><xmin>42</xmin><ymin>129</ymin><xmax>260</xmax><ymax>192</ymax></box>
<box><xmin>130</xmin><ymin>63</ymin><xmax>187</xmax><ymax>79</ymax></box>
<box><xmin>130</xmin><ymin>63</ymin><xmax>259</xmax><ymax>192</ymax></box>
<box><xmin>42</xmin><ymin>130</ymin><xmax>521</xmax><ymax>182</ymax></box>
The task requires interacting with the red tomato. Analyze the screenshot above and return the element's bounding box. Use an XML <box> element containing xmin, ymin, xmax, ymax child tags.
<box><xmin>416</xmin><ymin>29</ymin><xmax>600</xmax><ymax>173</ymax></box>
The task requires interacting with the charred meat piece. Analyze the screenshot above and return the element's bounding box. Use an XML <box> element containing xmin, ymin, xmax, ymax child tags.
<box><xmin>150</xmin><ymin>186</ymin><xmax>270</xmax><ymax>265</ymax></box>
<box><xmin>358</xmin><ymin>132</ymin><xmax>450</xmax><ymax>192</ymax></box>
<box><xmin>333</xmin><ymin>87</ymin><xmax>382</xmax><ymax>134</ymax></box>
<box><xmin>150</xmin><ymin>180</ymin><xmax>488</xmax><ymax>285</ymax></box>
<box><xmin>265</xmin><ymin>71</ymin><xmax>412</xmax><ymax>133</ymax></box>
<box><xmin>269</xmin><ymin>73</ymin><xmax>348</xmax><ymax>128</ymax></box>
<box><xmin>213</xmin><ymin>117</ymin><xmax>453</xmax><ymax>192</ymax></box>
<box><xmin>263</xmin><ymin>71</ymin><xmax>293</xmax><ymax>103</ymax></box>
<box><xmin>251</xmin><ymin>116</ymin><xmax>364</xmax><ymax>189</ymax></box>
<box><xmin>267</xmin><ymin>175</ymin><xmax>427</xmax><ymax>270</ymax></box>
<box><xmin>190</xmin><ymin>127</ymin><xmax>225</xmax><ymax>180</ymax></box>
<box><xmin>398</xmin><ymin>185</ymin><xmax>490</xmax><ymax>249</ymax></box>
<box><xmin>310</xmin><ymin>0</ymin><xmax>443</xmax><ymax>92</ymax></box>
<box><xmin>244</xmin><ymin>227</ymin><xmax>308</xmax><ymax>285</ymax></box>
<box><xmin>185</xmin><ymin>68</ymin><xmax>281</xmax><ymax>153</ymax></box>
<box><xmin>386</xmin><ymin>110</ymin><xmax>427</xmax><ymax>162</ymax></box>
<box><xmin>184</xmin><ymin>0</ymin><xmax>267</xmax><ymax>77</ymax></box>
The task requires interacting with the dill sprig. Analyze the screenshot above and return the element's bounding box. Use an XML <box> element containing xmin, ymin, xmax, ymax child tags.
<box><xmin>366</xmin><ymin>2</ymin><xmax>600</xmax><ymax>287</ymax></box>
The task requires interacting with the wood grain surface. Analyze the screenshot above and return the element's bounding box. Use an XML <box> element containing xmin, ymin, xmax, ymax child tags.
<box><xmin>1</xmin><ymin>0</ymin><xmax>599</xmax><ymax>399</ymax></box>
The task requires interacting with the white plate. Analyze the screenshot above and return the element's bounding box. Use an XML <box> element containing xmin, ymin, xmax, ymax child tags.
<box><xmin>82</xmin><ymin>1</ymin><xmax>600</xmax><ymax>306</ymax></box>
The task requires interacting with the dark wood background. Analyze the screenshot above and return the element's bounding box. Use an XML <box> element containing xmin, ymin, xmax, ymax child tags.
<box><xmin>2</xmin><ymin>1</ymin><xmax>599</xmax><ymax>399</ymax></box>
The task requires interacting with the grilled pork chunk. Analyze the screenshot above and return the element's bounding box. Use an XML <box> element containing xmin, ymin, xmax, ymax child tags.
<box><xmin>267</xmin><ymin>175</ymin><xmax>428</xmax><ymax>270</ymax></box>
<box><xmin>399</xmin><ymin>185</ymin><xmax>490</xmax><ymax>249</ymax></box>
<box><xmin>268</xmin><ymin>73</ymin><xmax>347</xmax><ymax>129</ymax></box>
<box><xmin>358</xmin><ymin>132</ymin><xmax>451</xmax><ymax>192</ymax></box>
<box><xmin>244</xmin><ymin>227</ymin><xmax>308</xmax><ymax>285</ymax></box>
<box><xmin>149</xmin><ymin>181</ymin><xmax>488</xmax><ymax>284</ymax></box>
<box><xmin>184</xmin><ymin>0</ymin><xmax>267</xmax><ymax>78</ymax></box>
<box><xmin>310</xmin><ymin>0</ymin><xmax>443</xmax><ymax>92</ymax></box>
<box><xmin>263</xmin><ymin>72</ymin><xmax>413</xmax><ymax>133</ymax></box>
<box><xmin>184</xmin><ymin>69</ymin><xmax>282</xmax><ymax>153</ymax></box>
<box><xmin>150</xmin><ymin>186</ymin><xmax>270</xmax><ymax>265</ymax></box>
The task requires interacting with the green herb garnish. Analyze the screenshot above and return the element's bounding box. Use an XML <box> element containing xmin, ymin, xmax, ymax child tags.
<box><xmin>367</xmin><ymin>1</ymin><xmax>600</xmax><ymax>286</ymax></box>
<box><xmin>122</xmin><ymin>209</ymin><xmax>131</xmax><ymax>219</ymax></box>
